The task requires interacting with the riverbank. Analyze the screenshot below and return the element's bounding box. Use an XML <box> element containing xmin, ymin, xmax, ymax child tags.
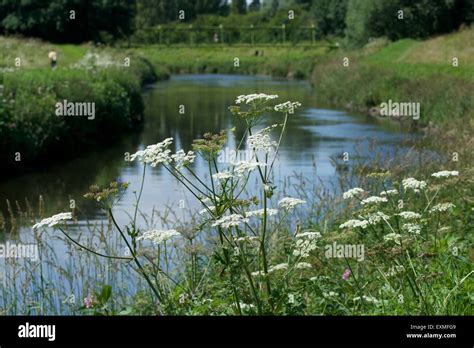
<box><xmin>1</xmin><ymin>28</ymin><xmax>473</xmax><ymax>176</ymax></box>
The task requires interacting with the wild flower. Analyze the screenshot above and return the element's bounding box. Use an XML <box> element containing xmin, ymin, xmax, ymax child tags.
<box><xmin>268</xmin><ymin>263</ymin><xmax>289</xmax><ymax>273</ymax></box>
<box><xmin>137</xmin><ymin>229</ymin><xmax>181</xmax><ymax>245</ymax></box>
<box><xmin>232</xmin><ymin>160</ymin><xmax>266</xmax><ymax>177</ymax></box>
<box><xmin>342</xmin><ymin>269</ymin><xmax>351</xmax><ymax>280</ymax></box>
<box><xmin>32</xmin><ymin>212</ymin><xmax>72</xmax><ymax>229</ymax></box>
<box><xmin>171</xmin><ymin>150</ymin><xmax>195</xmax><ymax>169</ymax></box>
<box><xmin>431</xmin><ymin>170</ymin><xmax>459</xmax><ymax>178</ymax></box>
<box><xmin>130</xmin><ymin>138</ymin><xmax>173</xmax><ymax>167</ymax></box>
<box><xmin>247</xmin><ymin>125</ymin><xmax>278</xmax><ymax>152</ymax></box>
<box><xmin>235</xmin><ymin>93</ymin><xmax>278</xmax><ymax>105</ymax></box>
<box><xmin>296</xmin><ymin>231</ymin><xmax>321</xmax><ymax>239</ymax></box>
<box><xmin>403</xmin><ymin>223</ymin><xmax>422</xmax><ymax>235</ymax></box>
<box><xmin>339</xmin><ymin>219</ymin><xmax>369</xmax><ymax>230</ymax></box>
<box><xmin>383</xmin><ymin>233</ymin><xmax>402</xmax><ymax>244</ymax></box>
<box><xmin>380</xmin><ymin>189</ymin><xmax>398</xmax><ymax>196</ymax></box>
<box><xmin>343</xmin><ymin>187</ymin><xmax>365</xmax><ymax>200</ymax></box>
<box><xmin>274</xmin><ymin>101</ymin><xmax>302</xmax><ymax>113</ymax></box>
<box><xmin>251</xmin><ymin>270</ymin><xmax>266</xmax><ymax>277</ymax></box>
<box><xmin>212</xmin><ymin>214</ymin><xmax>249</xmax><ymax>229</ymax></box>
<box><xmin>293</xmin><ymin>235</ymin><xmax>319</xmax><ymax>258</ymax></box>
<box><xmin>238</xmin><ymin>303</ymin><xmax>256</xmax><ymax>311</ymax></box>
<box><xmin>83</xmin><ymin>294</ymin><xmax>96</xmax><ymax>309</ymax></box>
<box><xmin>365</xmin><ymin>211</ymin><xmax>390</xmax><ymax>225</ymax></box>
<box><xmin>402</xmin><ymin>178</ymin><xmax>427</xmax><ymax>193</ymax></box>
<box><xmin>245</xmin><ymin>208</ymin><xmax>278</xmax><ymax>218</ymax></box>
<box><xmin>398</xmin><ymin>211</ymin><xmax>422</xmax><ymax>220</ymax></box>
<box><xmin>361</xmin><ymin>196</ymin><xmax>388</xmax><ymax>205</ymax></box>
<box><xmin>295</xmin><ymin>262</ymin><xmax>312</xmax><ymax>269</ymax></box>
<box><xmin>430</xmin><ymin>202</ymin><xmax>456</xmax><ymax>213</ymax></box>
<box><xmin>278</xmin><ymin>197</ymin><xmax>306</xmax><ymax>210</ymax></box>
<box><xmin>212</xmin><ymin>171</ymin><xmax>234</xmax><ymax>181</ymax></box>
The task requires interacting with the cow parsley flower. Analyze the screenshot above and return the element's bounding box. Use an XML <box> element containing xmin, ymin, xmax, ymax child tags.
<box><xmin>380</xmin><ymin>189</ymin><xmax>398</xmax><ymax>196</ymax></box>
<box><xmin>247</xmin><ymin>125</ymin><xmax>278</xmax><ymax>152</ymax></box>
<box><xmin>398</xmin><ymin>211</ymin><xmax>422</xmax><ymax>220</ymax></box>
<box><xmin>232</xmin><ymin>161</ymin><xmax>266</xmax><ymax>177</ymax></box>
<box><xmin>293</xmin><ymin>233</ymin><xmax>319</xmax><ymax>258</ymax></box>
<box><xmin>171</xmin><ymin>150</ymin><xmax>195</xmax><ymax>169</ymax></box>
<box><xmin>212</xmin><ymin>171</ymin><xmax>235</xmax><ymax>181</ymax></box>
<box><xmin>268</xmin><ymin>263</ymin><xmax>289</xmax><ymax>273</ymax></box>
<box><xmin>365</xmin><ymin>211</ymin><xmax>390</xmax><ymax>225</ymax></box>
<box><xmin>212</xmin><ymin>214</ymin><xmax>249</xmax><ymax>229</ymax></box>
<box><xmin>296</xmin><ymin>231</ymin><xmax>321</xmax><ymax>239</ymax></box>
<box><xmin>383</xmin><ymin>233</ymin><xmax>402</xmax><ymax>244</ymax></box>
<box><xmin>278</xmin><ymin>197</ymin><xmax>306</xmax><ymax>210</ymax></box>
<box><xmin>431</xmin><ymin>170</ymin><xmax>459</xmax><ymax>178</ymax></box>
<box><xmin>339</xmin><ymin>219</ymin><xmax>369</xmax><ymax>229</ymax></box>
<box><xmin>235</xmin><ymin>93</ymin><xmax>278</xmax><ymax>105</ymax></box>
<box><xmin>137</xmin><ymin>229</ymin><xmax>181</xmax><ymax>245</ymax></box>
<box><xmin>430</xmin><ymin>202</ymin><xmax>455</xmax><ymax>213</ymax></box>
<box><xmin>130</xmin><ymin>138</ymin><xmax>173</xmax><ymax>167</ymax></box>
<box><xmin>245</xmin><ymin>208</ymin><xmax>278</xmax><ymax>218</ymax></box>
<box><xmin>361</xmin><ymin>196</ymin><xmax>388</xmax><ymax>205</ymax></box>
<box><xmin>343</xmin><ymin>187</ymin><xmax>364</xmax><ymax>200</ymax></box>
<box><xmin>352</xmin><ymin>295</ymin><xmax>380</xmax><ymax>304</ymax></box>
<box><xmin>295</xmin><ymin>262</ymin><xmax>312</xmax><ymax>269</ymax></box>
<box><xmin>402</xmin><ymin>178</ymin><xmax>427</xmax><ymax>193</ymax></box>
<box><xmin>403</xmin><ymin>223</ymin><xmax>421</xmax><ymax>235</ymax></box>
<box><xmin>32</xmin><ymin>212</ymin><xmax>72</xmax><ymax>229</ymax></box>
<box><xmin>274</xmin><ymin>101</ymin><xmax>302</xmax><ymax>113</ymax></box>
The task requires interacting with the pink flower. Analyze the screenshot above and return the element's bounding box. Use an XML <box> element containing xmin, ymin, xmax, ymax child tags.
<box><xmin>342</xmin><ymin>268</ymin><xmax>351</xmax><ymax>280</ymax></box>
<box><xmin>83</xmin><ymin>294</ymin><xmax>95</xmax><ymax>309</ymax></box>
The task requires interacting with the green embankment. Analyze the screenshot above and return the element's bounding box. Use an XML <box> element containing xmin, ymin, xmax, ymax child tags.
<box><xmin>1</xmin><ymin>28</ymin><xmax>473</xmax><ymax>174</ymax></box>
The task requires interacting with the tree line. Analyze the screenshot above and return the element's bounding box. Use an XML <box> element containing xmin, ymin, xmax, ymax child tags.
<box><xmin>0</xmin><ymin>0</ymin><xmax>472</xmax><ymax>45</ymax></box>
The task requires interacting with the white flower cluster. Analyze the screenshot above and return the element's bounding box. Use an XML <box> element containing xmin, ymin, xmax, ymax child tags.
<box><xmin>402</xmin><ymin>178</ymin><xmax>427</xmax><ymax>193</ymax></box>
<box><xmin>293</xmin><ymin>232</ymin><xmax>320</xmax><ymax>258</ymax></box>
<box><xmin>431</xmin><ymin>170</ymin><xmax>459</xmax><ymax>178</ymax></box>
<box><xmin>278</xmin><ymin>197</ymin><xmax>306</xmax><ymax>210</ymax></box>
<box><xmin>295</xmin><ymin>262</ymin><xmax>312</xmax><ymax>269</ymax></box>
<box><xmin>235</xmin><ymin>93</ymin><xmax>278</xmax><ymax>105</ymax></box>
<box><xmin>212</xmin><ymin>171</ymin><xmax>234</xmax><ymax>181</ymax></box>
<box><xmin>361</xmin><ymin>196</ymin><xmax>388</xmax><ymax>205</ymax></box>
<box><xmin>339</xmin><ymin>219</ymin><xmax>369</xmax><ymax>230</ymax></box>
<box><xmin>383</xmin><ymin>233</ymin><xmax>402</xmax><ymax>244</ymax></box>
<box><xmin>398</xmin><ymin>211</ymin><xmax>422</xmax><ymax>220</ymax></box>
<box><xmin>268</xmin><ymin>263</ymin><xmax>289</xmax><ymax>273</ymax></box>
<box><xmin>232</xmin><ymin>160</ymin><xmax>266</xmax><ymax>177</ymax></box>
<box><xmin>274</xmin><ymin>101</ymin><xmax>302</xmax><ymax>113</ymax></box>
<box><xmin>365</xmin><ymin>211</ymin><xmax>390</xmax><ymax>225</ymax></box>
<box><xmin>171</xmin><ymin>150</ymin><xmax>195</xmax><ymax>169</ymax></box>
<box><xmin>430</xmin><ymin>202</ymin><xmax>456</xmax><ymax>213</ymax></box>
<box><xmin>212</xmin><ymin>214</ymin><xmax>249</xmax><ymax>229</ymax></box>
<box><xmin>247</xmin><ymin>125</ymin><xmax>278</xmax><ymax>153</ymax></box>
<box><xmin>245</xmin><ymin>208</ymin><xmax>278</xmax><ymax>218</ymax></box>
<box><xmin>33</xmin><ymin>212</ymin><xmax>72</xmax><ymax>230</ymax></box>
<box><xmin>384</xmin><ymin>265</ymin><xmax>405</xmax><ymax>277</ymax></box>
<box><xmin>380</xmin><ymin>189</ymin><xmax>398</xmax><ymax>196</ymax></box>
<box><xmin>137</xmin><ymin>229</ymin><xmax>181</xmax><ymax>245</ymax></box>
<box><xmin>343</xmin><ymin>187</ymin><xmax>365</xmax><ymax>200</ymax></box>
<box><xmin>130</xmin><ymin>138</ymin><xmax>173</xmax><ymax>167</ymax></box>
<box><xmin>403</xmin><ymin>223</ymin><xmax>421</xmax><ymax>235</ymax></box>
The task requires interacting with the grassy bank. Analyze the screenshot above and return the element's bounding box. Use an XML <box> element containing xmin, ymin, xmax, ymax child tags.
<box><xmin>0</xmin><ymin>38</ymin><xmax>169</xmax><ymax>175</ymax></box>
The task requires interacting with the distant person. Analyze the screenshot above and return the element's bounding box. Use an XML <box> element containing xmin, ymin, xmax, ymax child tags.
<box><xmin>213</xmin><ymin>32</ymin><xmax>219</xmax><ymax>43</ymax></box>
<box><xmin>48</xmin><ymin>50</ymin><xmax>57</xmax><ymax>69</ymax></box>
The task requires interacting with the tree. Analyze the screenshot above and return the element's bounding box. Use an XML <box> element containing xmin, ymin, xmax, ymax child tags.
<box><xmin>231</xmin><ymin>0</ymin><xmax>247</xmax><ymax>14</ymax></box>
<box><xmin>311</xmin><ymin>0</ymin><xmax>348</xmax><ymax>37</ymax></box>
<box><xmin>249</xmin><ymin>0</ymin><xmax>261</xmax><ymax>12</ymax></box>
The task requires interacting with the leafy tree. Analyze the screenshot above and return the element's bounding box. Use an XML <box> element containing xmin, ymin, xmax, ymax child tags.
<box><xmin>231</xmin><ymin>0</ymin><xmax>247</xmax><ymax>14</ymax></box>
<box><xmin>311</xmin><ymin>0</ymin><xmax>348</xmax><ymax>37</ymax></box>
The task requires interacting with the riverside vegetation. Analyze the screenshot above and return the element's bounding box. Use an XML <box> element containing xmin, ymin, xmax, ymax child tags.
<box><xmin>14</xmin><ymin>94</ymin><xmax>473</xmax><ymax>315</ymax></box>
<box><xmin>0</xmin><ymin>28</ymin><xmax>473</xmax><ymax>315</ymax></box>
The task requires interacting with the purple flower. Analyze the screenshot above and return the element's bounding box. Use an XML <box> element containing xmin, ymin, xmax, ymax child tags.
<box><xmin>83</xmin><ymin>294</ymin><xmax>95</xmax><ymax>308</ymax></box>
<box><xmin>342</xmin><ymin>268</ymin><xmax>351</xmax><ymax>280</ymax></box>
